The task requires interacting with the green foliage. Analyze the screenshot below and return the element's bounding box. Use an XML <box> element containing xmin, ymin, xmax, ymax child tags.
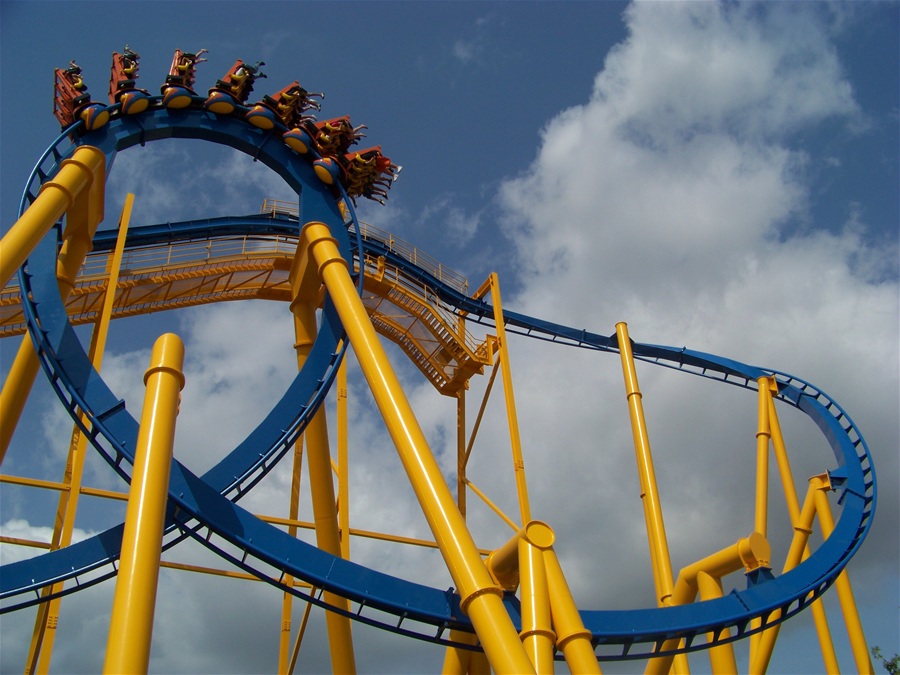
<box><xmin>873</xmin><ymin>646</ymin><xmax>900</xmax><ymax>675</ymax></box>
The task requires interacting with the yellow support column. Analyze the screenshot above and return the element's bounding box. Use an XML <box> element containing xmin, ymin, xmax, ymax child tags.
<box><xmin>277</xmin><ymin>437</ymin><xmax>304</xmax><ymax>674</ymax></box>
<box><xmin>337</xmin><ymin>355</ymin><xmax>351</xmax><ymax>560</ymax></box>
<box><xmin>289</xmin><ymin>293</ymin><xmax>356</xmax><ymax>675</ymax></box>
<box><xmin>478</xmin><ymin>273</ymin><xmax>532</xmax><ymax>524</ymax></box>
<box><xmin>616</xmin><ymin>323</ymin><xmax>676</xmax><ymax>608</ymax></box>
<box><xmin>543</xmin><ymin>547</ymin><xmax>602</xmax><ymax>674</ymax></box>
<box><xmin>750</xmin><ymin>474</ymin><xmax>824</xmax><ymax>673</ymax></box>
<box><xmin>103</xmin><ymin>333</ymin><xmax>185</xmax><ymax>674</ymax></box>
<box><xmin>0</xmin><ymin>339</ymin><xmax>42</xmax><ymax>465</ymax></box>
<box><xmin>695</xmin><ymin>571</ymin><xmax>737</xmax><ymax>674</ymax></box>
<box><xmin>27</xmin><ymin>195</ymin><xmax>134</xmax><ymax>674</ymax></box>
<box><xmin>754</xmin><ymin>377</ymin><xmax>772</xmax><ymax>537</ymax></box>
<box><xmin>442</xmin><ymin>630</ymin><xmax>476</xmax><ymax>675</ymax></box>
<box><xmin>298</xmin><ymin>222</ymin><xmax>534</xmax><ymax>675</ymax></box>
<box><xmin>616</xmin><ymin>323</ymin><xmax>690</xmax><ymax>675</ymax></box>
<box><xmin>518</xmin><ymin>525</ymin><xmax>556</xmax><ymax>674</ymax></box>
<box><xmin>764</xmin><ymin>390</ymin><xmax>840</xmax><ymax>673</ymax></box>
<box><xmin>0</xmin><ymin>146</ymin><xmax>106</xmax><ymax>464</ymax></box>
<box><xmin>814</xmin><ymin>481</ymin><xmax>874</xmax><ymax>674</ymax></box>
<box><xmin>651</xmin><ymin>533</ymin><xmax>770</xmax><ymax>675</ymax></box>
<box><xmin>457</xmin><ymin>389</ymin><xmax>467</xmax><ymax>518</ymax></box>
<box><xmin>0</xmin><ymin>145</ymin><xmax>105</xmax><ymax>288</ymax></box>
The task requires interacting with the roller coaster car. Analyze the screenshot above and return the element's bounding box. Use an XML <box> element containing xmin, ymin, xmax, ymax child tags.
<box><xmin>205</xmin><ymin>59</ymin><xmax>266</xmax><ymax>115</ymax></box>
<box><xmin>271</xmin><ymin>82</ymin><xmax>323</xmax><ymax>126</ymax></box>
<box><xmin>343</xmin><ymin>146</ymin><xmax>400</xmax><ymax>204</ymax></box>
<box><xmin>53</xmin><ymin>61</ymin><xmax>109</xmax><ymax>131</ymax></box>
<box><xmin>245</xmin><ymin>81</ymin><xmax>322</xmax><ymax>131</ymax></box>
<box><xmin>313</xmin><ymin>146</ymin><xmax>400</xmax><ymax>204</ymax></box>
<box><xmin>313</xmin><ymin>116</ymin><xmax>366</xmax><ymax>157</ymax></box>
<box><xmin>283</xmin><ymin>118</ymin><xmax>320</xmax><ymax>155</ymax></box>
<box><xmin>161</xmin><ymin>48</ymin><xmax>207</xmax><ymax>109</ymax></box>
<box><xmin>108</xmin><ymin>47</ymin><xmax>150</xmax><ymax>115</ymax></box>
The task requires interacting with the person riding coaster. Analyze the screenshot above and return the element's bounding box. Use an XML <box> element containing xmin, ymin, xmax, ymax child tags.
<box><xmin>161</xmin><ymin>48</ymin><xmax>207</xmax><ymax>109</ymax></box>
<box><xmin>214</xmin><ymin>60</ymin><xmax>266</xmax><ymax>103</ymax></box>
<box><xmin>53</xmin><ymin>60</ymin><xmax>109</xmax><ymax>130</ymax></box>
<box><xmin>341</xmin><ymin>146</ymin><xmax>401</xmax><ymax>203</ymax></box>
<box><xmin>162</xmin><ymin>48</ymin><xmax>208</xmax><ymax>93</ymax></box>
<box><xmin>109</xmin><ymin>46</ymin><xmax>151</xmax><ymax>114</ymax></box>
<box><xmin>257</xmin><ymin>81</ymin><xmax>323</xmax><ymax>127</ymax></box>
<box><xmin>314</xmin><ymin>116</ymin><xmax>366</xmax><ymax>157</ymax></box>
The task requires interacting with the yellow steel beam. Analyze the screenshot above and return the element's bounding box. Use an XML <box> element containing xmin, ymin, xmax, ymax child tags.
<box><xmin>755</xmin><ymin>377</ymin><xmax>772</xmax><ymax>537</ymax></box>
<box><xmin>0</xmin><ymin>146</ymin><xmax>105</xmax><ymax>288</ymax></box>
<box><xmin>474</xmin><ymin>274</ymin><xmax>532</xmax><ymax>524</ymax></box>
<box><xmin>0</xmin><ymin>147</ymin><xmax>106</xmax><ymax>465</ymax></box>
<box><xmin>278</xmin><ymin>433</ymin><xmax>305</xmax><ymax>674</ymax></box>
<box><xmin>290</xmin><ymin>256</ymin><xmax>357</xmax><ymax>674</ymax></box>
<box><xmin>103</xmin><ymin>333</ymin><xmax>184</xmax><ymax>674</ymax></box>
<box><xmin>651</xmin><ymin>533</ymin><xmax>770</xmax><ymax>674</ymax></box>
<box><xmin>298</xmin><ymin>221</ymin><xmax>534</xmax><ymax>675</ymax></box>
<box><xmin>337</xmin><ymin>355</ymin><xmax>351</xmax><ymax>560</ymax></box>
<box><xmin>518</xmin><ymin>531</ymin><xmax>555</xmax><ymax>673</ymax></box>
<box><xmin>442</xmin><ymin>629</ymin><xmax>479</xmax><ymax>674</ymax></box>
<box><xmin>615</xmin><ymin>323</ymin><xmax>677</xmax><ymax>606</ymax></box>
<box><xmin>750</xmin><ymin>473</ymin><xmax>828</xmax><ymax>673</ymax></box>
<box><xmin>28</xmin><ymin>195</ymin><xmax>134</xmax><ymax>674</ymax></box>
<box><xmin>696</xmin><ymin>571</ymin><xmax>738</xmax><ymax>674</ymax></box>
<box><xmin>814</xmin><ymin>486</ymin><xmax>874</xmax><ymax>674</ymax></box>
<box><xmin>543</xmin><ymin>546</ymin><xmax>602</xmax><ymax>674</ymax></box>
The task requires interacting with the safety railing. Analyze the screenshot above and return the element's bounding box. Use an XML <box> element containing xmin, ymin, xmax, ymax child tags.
<box><xmin>78</xmin><ymin>235</ymin><xmax>300</xmax><ymax>280</ymax></box>
<box><xmin>259</xmin><ymin>200</ymin><xmax>470</xmax><ymax>298</ymax></box>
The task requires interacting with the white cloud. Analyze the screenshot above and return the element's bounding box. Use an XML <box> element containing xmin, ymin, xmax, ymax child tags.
<box><xmin>452</xmin><ymin>16</ymin><xmax>493</xmax><ymax>66</ymax></box>
<box><xmin>493</xmin><ymin>3</ymin><xmax>898</xmax><ymax>663</ymax></box>
<box><xmin>420</xmin><ymin>195</ymin><xmax>482</xmax><ymax>246</ymax></box>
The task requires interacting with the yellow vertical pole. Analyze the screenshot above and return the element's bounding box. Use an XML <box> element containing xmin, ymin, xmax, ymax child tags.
<box><xmin>457</xmin><ymin>389</ymin><xmax>467</xmax><ymax>519</ymax></box>
<box><xmin>27</xmin><ymin>194</ymin><xmax>134</xmax><ymax>674</ymax></box>
<box><xmin>750</xmin><ymin>474</ymin><xmax>823</xmax><ymax>674</ymax></box>
<box><xmin>337</xmin><ymin>354</ymin><xmax>351</xmax><ymax>560</ymax></box>
<box><xmin>762</xmin><ymin>389</ymin><xmax>842</xmax><ymax>672</ymax></box>
<box><xmin>813</xmin><ymin>485</ymin><xmax>874</xmax><ymax>674</ymax></box>
<box><xmin>615</xmin><ymin>323</ymin><xmax>676</xmax><ymax>607</ymax></box>
<box><xmin>800</xmin><ymin>548</ymin><xmax>841</xmax><ymax>674</ymax></box>
<box><xmin>616</xmin><ymin>323</ymin><xmax>690</xmax><ymax>675</ymax></box>
<box><xmin>287</xmin><ymin>599</ymin><xmax>314</xmax><ymax>674</ymax></box>
<box><xmin>290</xmin><ymin>299</ymin><xmax>356</xmax><ymax>675</ymax></box>
<box><xmin>103</xmin><ymin>333</ymin><xmax>185</xmax><ymax>674</ymax></box>
<box><xmin>766</xmin><ymin>391</ymin><xmax>799</xmax><ymax>523</ymax></box>
<box><xmin>484</xmin><ymin>273</ymin><xmax>532</xmax><ymax>524</ymax></box>
<box><xmin>754</xmin><ymin>377</ymin><xmax>771</xmax><ymax>537</ymax></box>
<box><xmin>277</xmin><ymin>437</ymin><xmax>304</xmax><ymax>674</ymax></box>
<box><xmin>299</xmin><ymin>222</ymin><xmax>534</xmax><ymax>675</ymax></box>
<box><xmin>456</xmin><ymin>312</ymin><xmax>468</xmax><ymax>520</ymax></box>
<box><xmin>442</xmin><ymin>630</ymin><xmax>476</xmax><ymax>675</ymax></box>
<box><xmin>1</xmin><ymin>149</ymin><xmax>107</xmax><ymax>465</ymax></box>
<box><xmin>542</xmin><ymin>546</ymin><xmax>602</xmax><ymax>674</ymax></box>
<box><xmin>696</xmin><ymin>571</ymin><xmax>737</xmax><ymax>674</ymax></box>
<box><xmin>749</xmin><ymin>377</ymin><xmax>773</xmax><ymax>661</ymax></box>
<box><xmin>518</xmin><ymin>525</ymin><xmax>555</xmax><ymax>674</ymax></box>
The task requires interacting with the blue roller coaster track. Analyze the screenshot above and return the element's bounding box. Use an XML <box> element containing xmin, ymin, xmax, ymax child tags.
<box><xmin>0</xmin><ymin>95</ymin><xmax>875</xmax><ymax>662</ymax></box>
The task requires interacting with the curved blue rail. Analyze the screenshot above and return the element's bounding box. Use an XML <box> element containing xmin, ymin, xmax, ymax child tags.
<box><xmin>1</xmin><ymin>100</ymin><xmax>875</xmax><ymax>660</ymax></box>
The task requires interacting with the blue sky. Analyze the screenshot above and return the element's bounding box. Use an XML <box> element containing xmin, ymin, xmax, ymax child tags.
<box><xmin>1</xmin><ymin>2</ymin><xmax>898</xmax><ymax>673</ymax></box>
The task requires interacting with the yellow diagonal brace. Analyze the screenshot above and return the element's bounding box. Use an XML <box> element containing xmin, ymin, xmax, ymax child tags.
<box><xmin>0</xmin><ymin>146</ymin><xmax>106</xmax><ymax>464</ymax></box>
<box><xmin>298</xmin><ymin>222</ymin><xmax>534</xmax><ymax>675</ymax></box>
<box><xmin>27</xmin><ymin>194</ymin><xmax>134</xmax><ymax>674</ymax></box>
